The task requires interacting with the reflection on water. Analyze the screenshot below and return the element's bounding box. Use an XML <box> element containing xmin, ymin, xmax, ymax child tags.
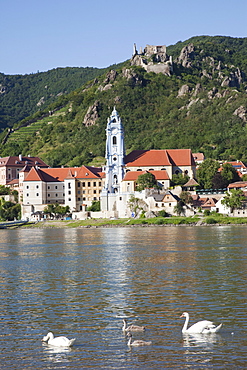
<box><xmin>0</xmin><ymin>226</ymin><xmax>246</xmax><ymax>369</ymax></box>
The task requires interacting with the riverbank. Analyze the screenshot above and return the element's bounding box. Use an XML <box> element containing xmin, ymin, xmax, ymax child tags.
<box><xmin>21</xmin><ymin>215</ymin><xmax>247</xmax><ymax>228</ymax></box>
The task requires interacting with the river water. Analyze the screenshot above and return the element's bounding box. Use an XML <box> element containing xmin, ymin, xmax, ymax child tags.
<box><xmin>0</xmin><ymin>225</ymin><xmax>246</xmax><ymax>369</ymax></box>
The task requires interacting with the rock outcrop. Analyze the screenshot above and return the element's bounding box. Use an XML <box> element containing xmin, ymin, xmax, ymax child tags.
<box><xmin>131</xmin><ymin>44</ymin><xmax>173</xmax><ymax>76</ymax></box>
<box><xmin>83</xmin><ymin>101</ymin><xmax>100</xmax><ymax>126</ymax></box>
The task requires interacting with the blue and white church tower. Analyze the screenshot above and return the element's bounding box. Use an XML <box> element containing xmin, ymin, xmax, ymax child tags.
<box><xmin>101</xmin><ymin>107</ymin><xmax>126</xmax><ymax>213</ymax></box>
<box><xmin>104</xmin><ymin>107</ymin><xmax>125</xmax><ymax>193</ymax></box>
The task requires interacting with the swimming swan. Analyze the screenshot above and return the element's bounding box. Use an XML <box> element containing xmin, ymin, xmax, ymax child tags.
<box><xmin>180</xmin><ymin>312</ymin><xmax>222</xmax><ymax>334</ymax></box>
<box><xmin>42</xmin><ymin>332</ymin><xmax>76</xmax><ymax>347</ymax></box>
<box><xmin>122</xmin><ymin>319</ymin><xmax>145</xmax><ymax>332</ymax></box>
<box><xmin>127</xmin><ymin>332</ymin><xmax>152</xmax><ymax>346</ymax></box>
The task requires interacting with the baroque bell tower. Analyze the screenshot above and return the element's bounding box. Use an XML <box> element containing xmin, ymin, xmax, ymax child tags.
<box><xmin>103</xmin><ymin>107</ymin><xmax>125</xmax><ymax>194</ymax></box>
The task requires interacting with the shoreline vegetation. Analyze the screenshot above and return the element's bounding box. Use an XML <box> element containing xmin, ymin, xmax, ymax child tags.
<box><xmin>19</xmin><ymin>215</ymin><xmax>247</xmax><ymax>229</ymax></box>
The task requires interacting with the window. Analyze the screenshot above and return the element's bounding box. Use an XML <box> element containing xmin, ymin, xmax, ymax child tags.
<box><xmin>36</xmin><ymin>193</ymin><xmax>39</xmax><ymax>197</ymax></box>
<box><xmin>55</xmin><ymin>194</ymin><xmax>58</xmax><ymax>197</ymax></box>
<box><xmin>82</xmin><ymin>182</ymin><xmax>85</xmax><ymax>187</ymax></box>
<box><xmin>93</xmin><ymin>182</ymin><xmax>96</xmax><ymax>187</ymax></box>
<box><xmin>55</xmin><ymin>186</ymin><xmax>58</xmax><ymax>189</ymax></box>
<box><xmin>78</xmin><ymin>182</ymin><xmax>80</xmax><ymax>187</ymax></box>
<box><xmin>48</xmin><ymin>186</ymin><xmax>50</xmax><ymax>189</ymax></box>
<box><xmin>88</xmin><ymin>182</ymin><xmax>91</xmax><ymax>186</ymax></box>
<box><xmin>27</xmin><ymin>193</ymin><xmax>29</xmax><ymax>197</ymax></box>
<box><xmin>93</xmin><ymin>197</ymin><xmax>97</xmax><ymax>200</ymax></box>
<box><xmin>68</xmin><ymin>198</ymin><xmax>71</xmax><ymax>201</ymax></box>
<box><xmin>113</xmin><ymin>136</ymin><xmax>117</xmax><ymax>145</ymax></box>
<box><xmin>78</xmin><ymin>197</ymin><xmax>81</xmax><ymax>201</ymax></box>
<box><xmin>99</xmin><ymin>182</ymin><xmax>101</xmax><ymax>186</ymax></box>
<box><xmin>83</xmin><ymin>197</ymin><xmax>86</xmax><ymax>201</ymax></box>
<box><xmin>78</xmin><ymin>190</ymin><xmax>80</xmax><ymax>194</ymax></box>
<box><xmin>68</xmin><ymin>182</ymin><xmax>71</xmax><ymax>189</ymax></box>
<box><xmin>36</xmin><ymin>185</ymin><xmax>39</xmax><ymax>189</ymax></box>
<box><xmin>68</xmin><ymin>190</ymin><xmax>71</xmax><ymax>195</ymax></box>
<box><xmin>26</xmin><ymin>185</ymin><xmax>29</xmax><ymax>189</ymax></box>
<box><xmin>93</xmin><ymin>190</ymin><xmax>97</xmax><ymax>194</ymax></box>
<box><xmin>48</xmin><ymin>194</ymin><xmax>50</xmax><ymax>197</ymax></box>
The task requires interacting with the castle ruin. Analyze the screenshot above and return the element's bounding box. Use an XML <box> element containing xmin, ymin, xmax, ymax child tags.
<box><xmin>131</xmin><ymin>43</ymin><xmax>173</xmax><ymax>76</ymax></box>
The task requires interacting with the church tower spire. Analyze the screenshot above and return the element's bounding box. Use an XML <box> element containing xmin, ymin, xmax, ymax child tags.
<box><xmin>103</xmin><ymin>107</ymin><xmax>125</xmax><ymax>194</ymax></box>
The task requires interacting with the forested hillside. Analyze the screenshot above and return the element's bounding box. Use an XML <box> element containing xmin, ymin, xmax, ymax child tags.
<box><xmin>0</xmin><ymin>63</ymin><xmax>124</xmax><ymax>129</ymax></box>
<box><xmin>1</xmin><ymin>36</ymin><xmax>247</xmax><ymax>167</ymax></box>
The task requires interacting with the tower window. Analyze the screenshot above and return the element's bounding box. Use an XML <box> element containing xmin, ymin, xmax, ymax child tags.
<box><xmin>113</xmin><ymin>136</ymin><xmax>117</xmax><ymax>145</ymax></box>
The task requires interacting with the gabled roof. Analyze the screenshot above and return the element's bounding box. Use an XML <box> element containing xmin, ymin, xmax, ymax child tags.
<box><xmin>183</xmin><ymin>178</ymin><xmax>200</xmax><ymax>187</ymax></box>
<box><xmin>166</xmin><ymin>149</ymin><xmax>196</xmax><ymax>166</ymax></box>
<box><xmin>192</xmin><ymin>152</ymin><xmax>205</xmax><ymax>161</ymax></box>
<box><xmin>73</xmin><ymin>165</ymin><xmax>103</xmax><ymax>179</ymax></box>
<box><xmin>124</xmin><ymin>150</ymin><xmax>172</xmax><ymax>167</ymax></box>
<box><xmin>225</xmin><ymin>161</ymin><xmax>247</xmax><ymax>169</ymax></box>
<box><xmin>123</xmin><ymin>170</ymin><xmax>169</xmax><ymax>181</ymax></box>
<box><xmin>124</xmin><ymin>149</ymin><xmax>196</xmax><ymax>167</ymax></box>
<box><xmin>0</xmin><ymin>156</ymin><xmax>48</xmax><ymax>168</ymax></box>
<box><xmin>24</xmin><ymin>166</ymin><xmax>104</xmax><ymax>183</ymax></box>
<box><xmin>228</xmin><ymin>181</ymin><xmax>247</xmax><ymax>189</ymax></box>
<box><xmin>151</xmin><ymin>190</ymin><xmax>180</xmax><ymax>202</ymax></box>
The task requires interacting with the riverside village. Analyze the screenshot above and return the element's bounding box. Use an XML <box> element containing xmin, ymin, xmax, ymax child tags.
<box><xmin>1</xmin><ymin>105</ymin><xmax>247</xmax><ymax>223</ymax></box>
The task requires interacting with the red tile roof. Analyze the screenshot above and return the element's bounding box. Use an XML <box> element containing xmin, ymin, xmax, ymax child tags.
<box><xmin>228</xmin><ymin>181</ymin><xmax>247</xmax><ymax>189</ymax></box>
<box><xmin>124</xmin><ymin>149</ymin><xmax>196</xmax><ymax>167</ymax></box>
<box><xmin>192</xmin><ymin>152</ymin><xmax>205</xmax><ymax>161</ymax></box>
<box><xmin>24</xmin><ymin>166</ymin><xmax>104</xmax><ymax>182</ymax></box>
<box><xmin>123</xmin><ymin>170</ymin><xmax>169</xmax><ymax>181</ymax></box>
<box><xmin>166</xmin><ymin>149</ymin><xmax>196</xmax><ymax>166</ymax></box>
<box><xmin>124</xmin><ymin>150</ymin><xmax>171</xmax><ymax>166</ymax></box>
<box><xmin>0</xmin><ymin>156</ymin><xmax>48</xmax><ymax>168</ymax></box>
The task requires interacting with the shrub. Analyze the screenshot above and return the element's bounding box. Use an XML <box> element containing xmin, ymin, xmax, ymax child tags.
<box><xmin>205</xmin><ymin>217</ymin><xmax>217</xmax><ymax>224</ymax></box>
<box><xmin>158</xmin><ymin>210</ymin><xmax>169</xmax><ymax>217</ymax></box>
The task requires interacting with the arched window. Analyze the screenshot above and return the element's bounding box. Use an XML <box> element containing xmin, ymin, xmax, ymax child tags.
<box><xmin>113</xmin><ymin>136</ymin><xmax>117</xmax><ymax>145</ymax></box>
<box><xmin>113</xmin><ymin>174</ymin><xmax>118</xmax><ymax>184</ymax></box>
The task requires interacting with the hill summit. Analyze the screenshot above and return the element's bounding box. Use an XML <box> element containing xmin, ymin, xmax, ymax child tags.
<box><xmin>1</xmin><ymin>35</ymin><xmax>247</xmax><ymax>166</ymax></box>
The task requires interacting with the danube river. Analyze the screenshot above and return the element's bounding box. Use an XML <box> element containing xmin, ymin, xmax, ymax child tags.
<box><xmin>0</xmin><ymin>226</ymin><xmax>246</xmax><ymax>369</ymax></box>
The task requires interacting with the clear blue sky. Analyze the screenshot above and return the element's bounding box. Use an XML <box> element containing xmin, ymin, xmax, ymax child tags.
<box><xmin>1</xmin><ymin>0</ymin><xmax>246</xmax><ymax>75</ymax></box>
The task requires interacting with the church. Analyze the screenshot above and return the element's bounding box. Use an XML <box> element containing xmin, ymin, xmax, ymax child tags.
<box><xmin>21</xmin><ymin>107</ymin><xmax>196</xmax><ymax>220</ymax></box>
<box><xmin>100</xmin><ymin>108</ymin><xmax>196</xmax><ymax>218</ymax></box>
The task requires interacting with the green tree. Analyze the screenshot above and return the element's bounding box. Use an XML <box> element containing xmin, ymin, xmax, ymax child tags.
<box><xmin>172</xmin><ymin>173</ymin><xmax>190</xmax><ymax>186</ymax></box>
<box><xmin>0</xmin><ymin>200</ymin><xmax>21</xmax><ymax>221</ymax></box>
<box><xmin>127</xmin><ymin>195</ymin><xmax>148</xmax><ymax>217</ymax></box>
<box><xmin>87</xmin><ymin>201</ymin><xmax>100</xmax><ymax>212</ymax></box>
<box><xmin>136</xmin><ymin>172</ymin><xmax>158</xmax><ymax>191</ymax></box>
<box><xmin>197</xmin><ymin>158</ymin><xmax>220</xmax><ymax>189</ymax></box>
<box><xmin>180</xmin><ymin>191</ymin><xmax>193</xmax><ymax>205</ymax></box>
<box><xmin>221</xmin><ymin>163</ymin><xmax>240</xmax><ymax>184</ymax></box>
<box><xmin>43</xmin><ymin>203</ymin><xmax>70</xmax><ymax>219</ymax></box>
<box><xmin>0</xmin><ymin>185</ymin><xmax>10</xmax><ymax>195</ymax></box>
<box><xmin>221</xmin><ymin>189</ymin><xmax>245</xmax><ymax>213</ymax></box>
<box><xmin>173</xmin><ymin>200</ymin><xmax>185</xmax><ymax>216</ymax></box>
<box><xmin>212</xmin><ymin>172</ymin><xmax>228</xmax><ymax>189</ymax></box>
<box><xmin>43</xmin><ymin>204</ymin><xmax>56</xmax><ymax>219</ymax></box>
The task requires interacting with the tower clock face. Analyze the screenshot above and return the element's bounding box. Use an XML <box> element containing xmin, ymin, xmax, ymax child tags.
<box><xmin>112</xmin><ymin>128</ymin><xmax>118</xmax><ymax>134</ymax></box>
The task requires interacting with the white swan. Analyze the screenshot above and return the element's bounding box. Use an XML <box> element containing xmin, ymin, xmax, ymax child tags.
<box><xmin>127</xmin><ymin>332</ymin><xmax>152</xmax><ymax>346</ymax></box>
<box><xmin>122</xmin><ymin>319</ymin><xmax>145</xmax><ymax>332</ymax></box>
<box><xmin>180</xmin><ymin>312</ymin><xmax>222</xmax><ymax>334</ymax></box>
<box><xmin>42</xmin><ymin>332</ymin><xmax>76</xmax><ymax>347</ymax></box>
